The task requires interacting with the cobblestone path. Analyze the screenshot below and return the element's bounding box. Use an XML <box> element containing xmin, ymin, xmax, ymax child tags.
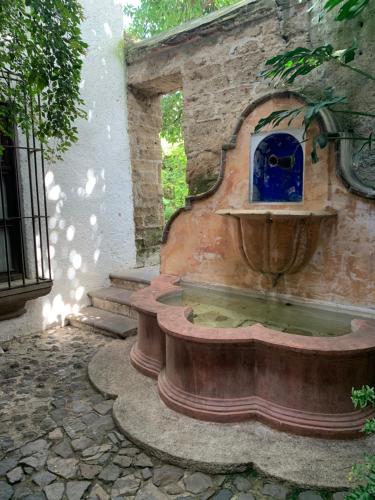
<box><xmin>0</xmin><ymin>327</ymin><xmax>347</xmax><ymax>500</ymax></box>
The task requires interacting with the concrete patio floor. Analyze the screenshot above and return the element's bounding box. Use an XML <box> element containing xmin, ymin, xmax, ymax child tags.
<box><xmin>0</xmin><ymin>326</ymin><xmax>348</xmax><ymax>500</ymax></box>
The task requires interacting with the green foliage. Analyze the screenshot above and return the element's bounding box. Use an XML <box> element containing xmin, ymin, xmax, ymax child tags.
<box><xmin>345</xmin><ymin>386</ymin><xmax>375</xmax><ymax>499</ymax></box>
<box><xmin>352</xmin><ymin>385</ymin><xmax>375</xmax><ymax>409</ymax></box>
<box><xmin>161</xmin><ymin>92</ymin><xmax>184</xmax><ymax>144</ymax></box>
<box><xmin>347</xmin><ymin>457</ymin><xmax>375</xmax><ymax>499</ymax></box>
<box><xmin>257</xmin><ymin>0</ymin><xmax>374</xmax><ymax>163</ymax></box>
<box><xmin>254</xmin><ymin>89</ymin><xmax>350</xmax><ymax>162</ymax></box>
<box><xmin>362</xmin><ymin>418</ymin><xmax>375</xmax><ymax>434</ymax></box>
<box><xmin>124</xmin><ymin>0</ymin><xmax>240</xmax><ymax>39</ymax></box>
<box><xmin>262</xmin><ymin>46</ymin><xmax>338</xmax><ymax>84</ymax></box>
<box><xmin>261</xmin><ymin>44</ymin><xmax>358</xmax><ymax>84</ymax></box>
<box><xmin>160</xmin><ymin>91</ymin><xmax>187</xmax><ymax>219</ymax></box>
<box><xmin>255</xmin><ymin>89</ymin><xmax>347</xmax><ymax>132</ymax></box>
<box><xmin>0</xmin><ymin>0</ymin><xmax>87</xmax><ymax>159</ymax></box>
<box><xmin>162</xmin><ymin>142</ymin><xmax>188</xmax><ymax>220</ymax></box>
<box><xmin>325</xmin><ymin>0</ymin><xmax>370</xmax><ymax>20</ymax></box>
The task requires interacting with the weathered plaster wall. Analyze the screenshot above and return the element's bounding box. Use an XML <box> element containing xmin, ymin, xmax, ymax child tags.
<box><xmin>125</xmin><ymin>0</ymin><xmax>309</xmax><ymax>262</ymax></box>
<box><xmin>126</xmin><ymin>0</ymin><xmax>375</xmax><ymax>262</ymax></box>
<box><xmin>0</xmin><ymin>0</ymin><xmax>136</xmax><ymax>341</ymax></box>
<box><xmin>126</xmin><ymin>0</ymin><xmax>309</xmax><ymax>194</ymax></box>
<box><xmin>161</xmin><ymin>95</ymin><xmax>375</xmax><ymax>312</ymax></box>
<box><xmin>125</xmin><ymin>0</ymin><xmax>375</xmax><ymax>311</ymax></box>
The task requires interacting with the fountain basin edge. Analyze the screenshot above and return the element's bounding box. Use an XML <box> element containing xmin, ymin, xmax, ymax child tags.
<box><xmin>130</xmin><ymin>275</ymin><xmax>375</xmax><ymax>438</ymax></box>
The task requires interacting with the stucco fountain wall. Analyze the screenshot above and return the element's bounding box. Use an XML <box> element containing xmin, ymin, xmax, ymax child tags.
<box><xmin>126</xmin><ymin>0</ymin><xmax>375</xmax><ymax>267</ymax></box>
<box><xmin>161</xmin><ymin>94</ymin><xmax>375</xmax><ymax>312</ymax></box>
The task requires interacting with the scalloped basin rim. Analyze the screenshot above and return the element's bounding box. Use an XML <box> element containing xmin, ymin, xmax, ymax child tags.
<box><xmin>130</xmin><ymin>275</ymin><xmax>375</xmax><ymax>352</ymax></box>
<box><xmin>216</xmin><ymin>208</ymin><xmax>338</xmax><ymax>218</ymax></box>
<box><xmin>130</xmin><ymin>275</ymin><xmax>375</xmax><ymax>436</ymax></box>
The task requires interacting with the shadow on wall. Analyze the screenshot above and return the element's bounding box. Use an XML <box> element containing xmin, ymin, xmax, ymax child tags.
<box><xmin>42</xmin><ymin>166</ymin><xmax>105</xmax><ymax>326</ymax></box>
<box><xmin>34</xmin><ymin>7</ymin><xmax>135</xmax><ymax>331</ymax></box>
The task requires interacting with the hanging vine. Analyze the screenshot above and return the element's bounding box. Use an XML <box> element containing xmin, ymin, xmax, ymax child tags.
<box><xmin>0</xmin><ymin>0</ymin><xmax>87</xmax><ymax>159</ymax></box>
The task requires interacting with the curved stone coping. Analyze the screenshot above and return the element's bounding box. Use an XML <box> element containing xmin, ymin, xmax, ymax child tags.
<box><xmin>158</xmin><ymin>307</ymin><xmax>375</xmax><ymax>353</ymax></box>
<box><xmin>130</xmin><ymin>274</ymin><xmax>181</xmax><ymax>316</ymax></box>
<box><xmin>88</xmin><ymin>339</ymin><xmax>375</xmax><ymax>489</ymax></box>
<box><xmin>131</xmin><ymin>274</ymin><xmax>375</xmax><ymax>353</ymax></box>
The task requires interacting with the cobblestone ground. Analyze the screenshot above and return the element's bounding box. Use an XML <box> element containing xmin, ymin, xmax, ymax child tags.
<box><xmin>0</xmin><ymin>327</ymin><xmax>348</xmax><ymax>500</ymax></box>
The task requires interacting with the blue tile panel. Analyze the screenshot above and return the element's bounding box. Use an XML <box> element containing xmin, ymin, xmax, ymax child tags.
<box><xmin>252</xmin><ymin>132</ymin><xmax>304</xmax><ymax>203</ymax></box>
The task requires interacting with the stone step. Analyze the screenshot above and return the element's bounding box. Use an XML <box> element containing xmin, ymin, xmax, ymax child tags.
<box><xmin>110</xmin><ymin>266</ymin><xmax>159</xmax><ymax>291</ymax></box>
<box><xmin>88</xmin><ymin>287</ymin><xmax>137</xmax><ymax>319</ymax></box>
<box><xmin>68</xmin><ymin>306</ymin><xmax>137</xmax><ymax>339</ymax></box>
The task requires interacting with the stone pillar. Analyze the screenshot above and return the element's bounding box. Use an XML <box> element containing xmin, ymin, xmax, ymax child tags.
<box><xmin>127</xmin><ymin>88</ymin><xmax>164</xmax><ymax>266</ymax></box>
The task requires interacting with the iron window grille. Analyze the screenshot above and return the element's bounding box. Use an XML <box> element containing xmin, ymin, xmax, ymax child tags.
<box><xmin>0</xmin><ymin>70</ymin><xmax>52</xmax><ymax>292</ymax></box>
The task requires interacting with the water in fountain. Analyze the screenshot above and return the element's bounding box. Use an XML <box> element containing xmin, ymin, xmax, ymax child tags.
<box><xmin>159</xmin><ymin>283</ymin><xmax>364</xmax><ymax>337</ymax></box>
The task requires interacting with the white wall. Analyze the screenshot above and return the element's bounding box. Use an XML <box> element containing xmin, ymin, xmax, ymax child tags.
<box><xmin>0</xmin><ymin>0</ymin><xmax>136</xmax><ymax>340</ymax></box>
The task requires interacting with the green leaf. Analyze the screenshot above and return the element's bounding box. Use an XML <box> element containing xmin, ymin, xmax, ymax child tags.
<box><xmin>255</xmin><ymin>89</ymin><xmax>349</xmax><ymax>162</ymax></box>
<box><xmin>325</xmin><ymin>0</ymin><xmax>370</xmax><ymax>20</ymax></box>
<box><xmin>0</xmin><ymin>0</ymin><xmax>87</xmax><ymax>158</ymax></box>
<box><xmin>352</xmin><ymin>386</ymin><xmax>375</xmax><ymax>409</ymax></box>
<box><xmin>161</xmin><ymin>142</ymin><xmax>188</xmax><ymax>220</ymax></box>
<box><xmin>161</xmin><ymin>91</ymin><xmax>184</xmax><ymax>143</ymax></box>
<box><xmin>254</xmin><ymin>108</ymin><xmax>303</xmax><ymax>133</ymax></box>
<box><xmin>324</xmin><ymin>0</ymin><xmax>345</xmax><ymax>10</ymax></box>
<box><xmin>261</xmin><ymin>46</ymin><xmax>335</xmax><ymax>83</ymax></box>
<box><xmin>363</xmin><ymin>418</ymin><xmax>375</xmax><ymax>434</ymax></box>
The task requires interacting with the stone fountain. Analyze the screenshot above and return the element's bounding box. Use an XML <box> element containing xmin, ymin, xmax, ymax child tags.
<box><xmin>89</xmin><ymin>92</ymin><xmax>375</xmax><ymax>488</ymax></box>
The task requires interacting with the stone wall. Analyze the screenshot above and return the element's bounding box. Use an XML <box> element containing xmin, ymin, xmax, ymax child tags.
<box><xmin>309</xmin><ymin>1</ymin><xmax>375</xmax><ymax>189</ymax></box>
<box><xmin>126</xmin><ymin>0</ymin><xmax>375</xmax><ymax>265</ymax></box>
<box><xmin>127</xmin><ymin>90</ymin><xmax>164</xmax><ymax>266</ymax></box>
<box><xmin>125</xmin><ymin>0</ymin><xmax>310</xmax><ymax>263</ymax></box>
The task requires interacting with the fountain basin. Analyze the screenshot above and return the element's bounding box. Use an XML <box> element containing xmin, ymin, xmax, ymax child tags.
<box><xmin>130</xmin><ymin>275</ymin><xmax>375</xmax><ymax>438</ymax></box>
<box><xmin>215</xmin><ymin>209</ymin><xmax>337</xmax><ymax>282</ymax></box>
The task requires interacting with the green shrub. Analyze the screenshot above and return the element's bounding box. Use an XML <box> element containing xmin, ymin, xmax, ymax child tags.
<box><xmin>346</xmin><ymin>386</ymin><xmax>375</xmax><ymax>499</ymax></box>
<box><xmin>161</xmin><ymin>142</ymin><xmax>188</xmax><ymax>221</ymax></box>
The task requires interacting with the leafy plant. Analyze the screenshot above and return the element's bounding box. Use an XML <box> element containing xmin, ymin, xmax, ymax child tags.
<box><xmin>160</xmin><ymin>91</ymin><xmax>186</xmax><ymax>219</ymax></box>
<box><xmin>161</xmin><ymin>91</ymin><xmax>184</xmax><ymax>144</ymax></box>
<box><xmin>160</xmin><ymin>90</ymin><xmax>188</xmax><ymax>219</ymax></box>
<box><xmin>257</xmin><ymin>0</ymin><xmax>375</xmax><ymax>163</ymax></box>
<box><xmin>161</xmin><ymin>142</ymin><xmax>188</xmax><ymax>220</ymax></box>
<box><xmin>346</xmin><ymin>386</ymin><xmax>375</xmax><ymax>499</ymax></box>
<box><xmin>352</xmin><ymin>386</ymin><xmax>375</xmax><ymax>411</ymax></box>
<box><xmin>261</xmin><ymin>44</ymin><xmax>357</xmax><ymax>84</ymax></box>
<box><xmin>325</xmin><ymin>0</ymin><xmax>370</xmax><ymax>20</ymax></box>
<box><xmin>0</xmin><ymin>0</ymin><xmax>87</xmax><ymax>159</ymax></box>
<box><xmin>254</xmin><ymin>89</ymin><xmax>375</xmax><ymax>162</ymax></box>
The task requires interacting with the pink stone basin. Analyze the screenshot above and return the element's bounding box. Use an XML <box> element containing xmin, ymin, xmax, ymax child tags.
<box><xmin>130</xmin><ymin>275</ymin><xmax>375</xmax><ymax>438</ymax></box>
